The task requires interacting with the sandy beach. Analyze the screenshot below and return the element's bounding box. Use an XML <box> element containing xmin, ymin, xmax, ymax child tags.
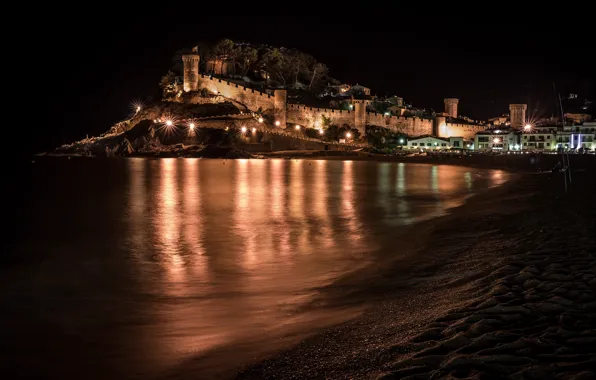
<box><xmin>235</xmin><ymin>156</ymin><xmax>596</xmax><ymax>379</ymax></box>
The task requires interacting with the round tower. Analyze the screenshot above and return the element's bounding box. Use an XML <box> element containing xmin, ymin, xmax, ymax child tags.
<box><xmin>182</xmin><ymin>54</ymin><xmax>201</xmax><ymax>92</ymax></box>
<box><xmin>353</xmin><ymin>100</ymin><xmax>367</xmax><ymax>135</ymax></box>
<box><xmin>444</xmin><ymin>98</ymin><xmax>459</xmax><ymax>118</ymax></box>
<box><xmin>274</xmin><ymin>89</ymin><xmax>287</xmax><ymax>128</ymax></box>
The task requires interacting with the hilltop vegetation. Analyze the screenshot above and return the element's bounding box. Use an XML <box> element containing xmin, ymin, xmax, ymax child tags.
<box><xmin>161</xmin><ymin>39</ymin><xmax>338</xmax><ymax>94</ymax></box>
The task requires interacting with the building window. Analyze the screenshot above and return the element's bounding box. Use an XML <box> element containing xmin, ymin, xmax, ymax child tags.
<box><xmin>523</xmin><ymin>142</ymin><xmax>527</xmax><ymax>146</ymax></box>
<box><xmin>547</xmin><ymin>143</ymin><xmax>550</xmax><ymax>146</ymax></box>
<box><xmin>453</xmin><ymin>141</ymin><xmax>460</xmax><ymax>147</ymax></box>
<box><xmin>441</xmin><ymin>143</ymin><xmax>447</xmax><ymax>146</ymax></box>
<box><xmin>412</xmin><ymin>143</ymin><xmax>417</xmax><ymax>146</ymax></box>
<box><xmin>427</xmin><ymin>143</ymin><xmax>432</xmax><ymax>146</ymax></box>
<box><xmin>547</xmin><ymin>135</ymin><xmax>551</xmax><ymax>139</ymax></box>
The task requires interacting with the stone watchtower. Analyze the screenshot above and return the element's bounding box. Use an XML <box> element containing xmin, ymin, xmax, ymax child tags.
<box><xmin>274</xmin><ymin>89</ymin><xmax>287</xmax><ymax>127</ymax></box>
<box><xmin>353</xmin><ymin>100</ymin><xmax>369</xmax><ymax>135</ymax></box>
<box><xmin>444</xmin><ymin>98</ymin><xmax>459</xmax><ymax>118</ymax></box>
<box><xmin>182</xmin><ymin>53</ymin><xmax>200</xmax><ymax>92</ymax></box>
<box><xmin>509</xmin><ymin>104</ymin><xmax>527</xmax><ymax>129</ymax></box>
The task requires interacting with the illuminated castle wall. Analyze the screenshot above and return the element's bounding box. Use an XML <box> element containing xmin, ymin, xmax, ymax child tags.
<box><xmin>182</xmin><ymin>57</ymin><xmax>439</xmax><ymax>137</ymax></box>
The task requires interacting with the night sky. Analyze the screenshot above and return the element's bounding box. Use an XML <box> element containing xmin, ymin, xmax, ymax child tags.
<box><xmin>38</xmin><ymin>14</ymin><xmax>593</xmax><ymax>156</ymax></box>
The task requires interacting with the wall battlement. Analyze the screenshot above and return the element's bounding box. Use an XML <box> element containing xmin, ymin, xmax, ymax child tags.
<box><xmin>184</xmin><ymin>73</ymin><xmax>437</xmax><ymax>137</ymax></box>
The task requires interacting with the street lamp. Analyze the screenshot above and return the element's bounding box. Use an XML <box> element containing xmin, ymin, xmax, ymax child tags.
<box><xmin>493</xmin><ymin>137</ymin><xmax>501</xmax><ymax>144</ymax></box>
<box><xmin>241</xmin><ymin>126</ymin><xmax>247</xmax><ymax>133</ymax></box>
<box><xmin>346</xmin><ymin>132</ymin><xmax>352</xmax><ymax>138</ymax></box>
<box><xmin>524</xmin><ymin>124</ymin><xmax>532</xmax><ymax>131</ymax></box>
<box><xmin>295</xmin><ymin>125</ymin><xmax>301</xmax><ymax>130</ymax></box>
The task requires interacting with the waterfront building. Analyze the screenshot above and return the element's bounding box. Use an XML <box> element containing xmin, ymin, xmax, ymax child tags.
<box><xmin>474</xmin><ymin>128</ymin><xmax>520</xmax><ymax>151</ymax></box>
<box><xmin>407</xmin><ymin>135</ymin><xmax>464</xmax><ymax>150</ymax></box>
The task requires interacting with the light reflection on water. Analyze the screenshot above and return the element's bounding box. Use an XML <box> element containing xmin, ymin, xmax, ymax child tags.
<box><xmin>5</xmin><ymin>158</ymin><xmax>509</xmax><ymax>379</ymax></box>
<box><xmin>124</xmin><ymin>159</ymin><xmax>507</xmax><ymax>372</ymax></box>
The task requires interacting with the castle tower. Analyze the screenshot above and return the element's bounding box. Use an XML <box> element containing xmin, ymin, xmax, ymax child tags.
<box><xmin>274</xmin><ymin>89</ymin><xmax>287</xmax><ymax>128</ymax></box>
<box><xmin>353</xmin><ymin>100</ymin><xmax>368</xmax><ymax>135</ymax></box>
<box><xmin>182</xmin><ymin>54</ymin><xmax>201</xmax><ymax>92</ymax></box>
<box><xmin>509</xmin><ymin>104</ymin><xmax>527</xmax><ymax>129</ymax></box>
<box><xmin>444</xmin><ymin>98</ymin><xmax>459</xmax><ymax>118</ymax></box>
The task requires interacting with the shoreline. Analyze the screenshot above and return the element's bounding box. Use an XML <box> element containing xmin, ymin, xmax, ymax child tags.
<box><xmin>234</xmin><ymin>165</ymin><xmax>596</xmax><ymax>379</ymax></box>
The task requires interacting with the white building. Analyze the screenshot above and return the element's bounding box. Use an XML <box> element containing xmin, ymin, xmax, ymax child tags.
<box><xmin>522</xmin><ymin>126</ymin><xmax>557</xmax><ymax>151</ymax></box>
<box><xmin>407</xmin><ymin>135</ymin><xmax>464</xmax><ymax>150</ymax></box>
<box><xmin>474</xmin><ymin>128</ymin><xmax>520</xmax><ymax>151</ymax></box>
<box><xmin>555</xmin><ymin>123</ymin><xmax>596</xmax><ymax>151</ymax></box>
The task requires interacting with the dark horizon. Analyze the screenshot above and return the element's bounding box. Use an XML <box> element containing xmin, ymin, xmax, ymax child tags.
<box><xmin>39</xmin><ymin>16</ymin><xmax>593</xmax><ymax>155</ymax></box>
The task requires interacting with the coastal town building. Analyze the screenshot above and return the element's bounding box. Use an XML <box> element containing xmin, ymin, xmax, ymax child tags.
<box><xmin>474</xmin><ymin>128</ymin><xmax>520</xmax><ymax>151</ymax></box>
<box><xmin>565</xmin><ymin>112</ymin><xmax>592</xmax><ymax>124</ymax></box>
<box><xmin>488</xmin><ymin>114</ymin><xmax>509</xmax><ymax>126</ymax></box>
<box><xmin>522</xmin><ymin>127</ymin><xmax>556</xmax><ymax>151</ymax></box>
<box><xmin>555</xmin><ymin>122</ymin><xmax>596</xmax><ymax>151</ymax></box>
<box><xmin>407</xmin><ymin>135</ymin><xmax>464</xmax><ymax>150</ymax></box>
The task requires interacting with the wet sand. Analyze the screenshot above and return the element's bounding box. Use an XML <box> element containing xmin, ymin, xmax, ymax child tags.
<box><xmin>235</xmin><ymin>159</ymin><xmax>596</xmax><ymax>379</ymax></box>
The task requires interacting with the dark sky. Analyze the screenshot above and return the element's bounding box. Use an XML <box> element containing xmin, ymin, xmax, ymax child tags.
<box><xmin>38</xmin><ymin>12</ymin><xmax>593</xmax><ymax>155</ymax></box>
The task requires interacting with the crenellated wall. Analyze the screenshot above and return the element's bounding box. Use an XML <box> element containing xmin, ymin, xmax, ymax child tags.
<box><xmin>183</xmin><ymin>73</ymin><xmax>436</xmax><ymax>137</ymax></box>
<box><xmin>286</xmin><ymin>104</ymin><xmax>433</xmax><ymax>136</ymax></box>
<box><xmin>287</xmin><ymin>104</ymin><xmax>355</xmax><ymax>128</ymax></box>
<box><xmin>196</xmin><ymin>74</ymin><xmax>276</xmax><ymax>112</ymax></box>
<box><xmin>366</xmin><ymin>112</ymin><xmax>433</xmax><ymax>136</ymax></box>
<box><xmin>438</xmin><ymin>122</ymin><xmax>486</xmax><ymax>140</ymax></box>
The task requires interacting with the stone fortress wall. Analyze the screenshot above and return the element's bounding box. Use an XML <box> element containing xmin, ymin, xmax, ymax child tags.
<box><xmin>196</xmin><ymin>74</ymin><xmax>276</xmax><ymax>112</ymax></box>
<box><xmin>436</xmin><ymin>116</ymin><xmax>487</xmax><ymax>140</ymax></box>
<box><xmin>286</xmin><ymin>104</ymin><xmax>433</xmax><ymax>135</ymax></box>
<box><xmin>181</xmin><ymin>53</ymin><xmax>457</xmax><ymax>138</ymax></box>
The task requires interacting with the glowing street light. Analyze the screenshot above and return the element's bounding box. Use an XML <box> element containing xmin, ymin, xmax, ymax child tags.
<box><xmin>258</xmin><ymin>117</ymin><xmax>264</xmax><ymax>123</ymax></box>
<box><xmin>252</xmin><ymin>127</ymin><xmax>256</xmax><ymax>133</ymax></box>
<box><xmin>295</xmin><ymin>125</ymin><xmax>301</xmax><ymax>130</ymax></box>
<box><xmin>165</xmin><ymin>120</ymin><xmax>173</xmax><ymax>127</ymax></box>
<box><xmin>275</xmin><ymin>120</ymin><xmax>280</xmax><ymax>126</ymax></box>
<box><xmin>524</xmin><ymin>124</ymin><xmax>532</xmax><ymax>131</ymax></box>
<box><xmin>346</xmin><ymin>132</ymin><xmax>352</xmax><ymax>138</ymax></box>
<box><xmin>493</xmin><ymin>137</ymin><xmax>501</xmax><ymax>144</ymax></box>
<box><xmin>399</xmin><ymin>138</ymin><xmax>405</xmax><ymax>144</ymax></box>
<box><xmin>189</xmin><ymin>122</ymin><xmax>195</xmax><ymax>130</ymax></box>
<box><xmin>241</xmin><ymin>126</ymin><xmax>247</xmax><ymax>133</ymax></box>
<box><xmin>319</xmin><ymin>129</ymin><xmax>324</xmax><ymax>135</ymax></box>
<box><xmin>136</xmin><ymin>106</ymin><xmax>141</xmax><ymax>113</ymax></box>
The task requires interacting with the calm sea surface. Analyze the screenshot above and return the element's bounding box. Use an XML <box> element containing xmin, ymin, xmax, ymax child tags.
<box><xmin>3</xmin><ymin>158</ymin><xmax>508</xmax><ymax>379</ymax></box>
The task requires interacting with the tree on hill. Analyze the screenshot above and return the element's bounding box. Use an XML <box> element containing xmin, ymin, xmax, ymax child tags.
<box><xmin>212</xmin><ymin>38</ymin><xmax>236</xmax><ymax>75</ymax></box>
<box><xmin>169</xmin><ymin>38</ymin><xmax>338</xmax><ymax>92</ymax></box>
<box><xmin>309</xmin><ymin>62</ymin><xmax>328</xmax><ymax>91</ymax></box>
<box><xmin>159</xmin><ymin>71</ymin><xmax>177</xmax><ymax>97</ymax></box>
<box><xmin>238</xmin><ymin>45</ymin><xmax>258</xmax><ymax>77</ymax></box>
